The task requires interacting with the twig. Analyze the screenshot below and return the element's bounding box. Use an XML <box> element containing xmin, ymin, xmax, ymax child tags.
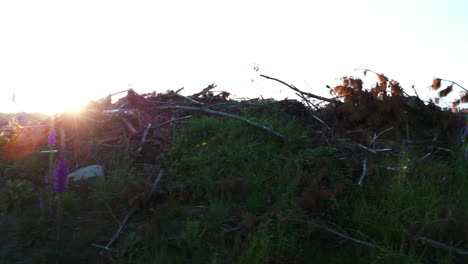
<box><xmin>105</xmin><ymin>207</ymin><xmax>137</xmax><ymax>248</ymax></box>
<box><xmin>418</xmin><ymin>152</ymin><xmax>433</xmax><ymax>162</ymax></box>
<box><xmin>137</xmin><ymin>123</ymin><xmax>152</xmax><ymax>153</ymax></box>
<box><xmin>260</xmin><ymin>74</ymin><xmax>338</xmax><ymax>104</ymax></box>
<box><xmin>358</xmin><ymin>158</ymin><xmax>367</xmax><ymax>185</ymax></box>
<box><xmin>356</xmin><ymin>144</ymin><xmax>392</xmax><ymax>154</ymax></box>
<box><xmin>295</xmin><ymin>92</ymin><xmax>331</xmax><ymax>130</ymax></box>
<box><xmin>97</xmin><ymin>136</ymin><xmax>122</xmax><ymax>145</ymax></box>
<box><xmin>174</xmin><ymin>105</ymin><xmax>286</xmax><ymax>140</ymax></box>
<box><xmin>367</xmin><ymin>127</ymin><xmax>394</xmax><ymax>149</ymax></box>
<box><xmin>151</xmin><ymin>115</ymin><xmax>192</xmax><ymax>129</ymax></box>
<box><xmin>192</xmin><ymin>84</ymin><xmax>217</xmax><ymax>98</ymax></box>
<box><xmin>437</xmin><ymin>79</ymin><xmax>468</xmax><ymax>92</ymax></box>
<box><xmin>175</xmin><ymin>93</ymin><xmax>204</xmax><ymax>105</ymax></box>
<box><xmin>149</xmin><ymin>169</ymin><xmax>164</xmax><ymax>196</ymax></box>
<box><xmin>418</xmin><ymin>237</ymin><xmax>468</xmax><ymax>255</ymax></box>
<box><xmin>122</xmin><ymin>118</ymin><xmax>137</xmax><ymax>134</ymax></box>
<box><xmin>288</xmin><ymin>218</ymin><xmax>388</xmax><ymax>251</ymax></box>
<box><xmin>378</xmin><ymin>165</ymin><xmax>403</xmax><ymax>171</ymax></box>
<box><xmin>411</xmin><ymin>85</ymin><xmax>421</xmax><ymax>99</ymax></box>
<box><xmin>91</xmin><ymin>243</ymin><xmax>113</xmax><ymax>251</ymax></box>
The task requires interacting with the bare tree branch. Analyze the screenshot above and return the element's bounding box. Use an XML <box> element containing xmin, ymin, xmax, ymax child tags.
<box><xmin>260</xmin><ymin>74</ymin><xmax>338</xmax><ymax>104</ymax></box>
<box><xmin>418</xmin><ymin>237</ymin><xmax>468</xmax><ymax>255</ymax></box>
<box><xmin>174</xmin><ymin>105</ymin><xmax>286</xmax><ymax>140</ymax></box>
<box><xmin>288</xmin><ymin>218</ymin><xmax>388</xmax><ymax>251</ymax></box>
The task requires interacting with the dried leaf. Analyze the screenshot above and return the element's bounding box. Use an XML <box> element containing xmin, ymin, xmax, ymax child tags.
<box><xmin>431</xmin><ymin>78</ymin><xmax>441</xmax><ymax>90</ymax></box>
<box><xmin>434</xmin><ymin>98</ymin><xmax>440</xmax><ymax>104</ymax></box>
<box><xmin>390</xmin><ymin>84</ymin><xmax>403</xmax><ymax>96</ymax></box>
<box><xmin>452</xmin><ymin>99</ymin><xmax>461</xmax><ymax>107</ymax></box>
<box><xmin>438</xmin><ymin>85</ymin><xmax>453</xmax><ymax>98</ymax></box>
<box><xmin>461</xmin><ymin>92</ymin><xmax>468</xmax><ymax>103</ymax></box>
<box><xmin>377</xmin><ymin>74</ymin><xmax>388</xmax><ymax>83</ymax></box>
<box><xmin>342</xmin><ymin>77</ymin><xmax>349</xmax><ymax>87</ymax></box>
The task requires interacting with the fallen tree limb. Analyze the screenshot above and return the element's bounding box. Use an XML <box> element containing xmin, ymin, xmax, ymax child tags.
<box><xmin>288</xmin><ymin>218</ymin><xmax>388</xmax><ymax>251</ymax></box>
<box><xmin>418</xmin><ymin>237</ymin><xmax>468</xmax><ymax>255</ymax></box>
<box><xmin>356</xmin><ymin>144</ymin><xmax>392</xmax><ymax>154</ymax></box>
<box><xmin>105</xmin><ymin>207</ymin><xmax>137</xmax><ymax>249</ymax></box>
<box><xmin>137</xmin><ymin>123</ymin><xmax>152</xmax><ymax>153</ymax></box>
<box><xmin>151</xmin><ymin>115</ymin><xmax>192</xmax><ymax>129</ymax></box>
<box><xmin>174</xmin><ymin>93</ymin><xmax>204</xmax><ymax>105</ymax></box>
<box><xmin>174</xmin><ymin>105</ymin><xmax>286</xmax><ymax>140</ymax></box>
<box><xmin>368</xmin><ymin>127</ymin><xmax>394</xmax><ymax>149</ymax></box>
<box><xmin>358</xmin><ymin>158</ymin><xmax>367</xmax><ymax>185</ymax></box>
<box><xmin>260</xmin><ymin>74</ymin><xmax>338</xmax><ymax>104</ymax></box>
<box><xmin>295</xmin><ymin>92</ymin><xmax>331</xmax><ymax>130</ymax></box>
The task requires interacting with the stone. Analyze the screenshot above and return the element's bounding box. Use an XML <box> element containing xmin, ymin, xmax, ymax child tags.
<box><xmin>67</xmin><ymin>165</ymin><xmax>104</xmax><ymax>182</ymax></box>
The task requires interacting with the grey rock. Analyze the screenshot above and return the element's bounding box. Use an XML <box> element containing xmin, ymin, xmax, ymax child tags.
<box><xmin>67</xmin><ymin>165</ymin><xmax>104</xmax><ymax>182</ymax></box>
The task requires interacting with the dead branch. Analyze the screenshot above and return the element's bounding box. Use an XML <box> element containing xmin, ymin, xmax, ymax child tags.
<box><xmin>288</xmin><ymin>218</ymin><xmax>388</xmax><ymax>251</ymax></box>
<box><xmin>418</xmin><ymin>237</ymin><xmax>468</xmax><ymax>255</ymax></box>
<box><xmin>91</xmin><ymin>243</ymin><xmax>113</xmax><ymax>251</ymax></box>
<box><xmin>175</xmin><ymin>93</ymin><xmax>204</xmax><ymax>105</ymax></box>
<box><xmin>356</xmin><ymin>144</ymin><xmax>392</xmax><ymax>154</ymax></box>
<box><xmin>151</xmin><ymin>115</ymin><xmax>192</xmax><ymax>129</ymax></box>
<box><xmin>260</xmin><ymin>74</ymin><xmax>338</xmax><ymax>104</ymax></box>
<box><xmin>137</xmin><ymin>123</ymin><xmax>152</xmax><ymax>153</ymax></box>
<box><xmin>192</xmin><ymin>84</ymin><xmax>217</xmax><ymax>98</ymax></box>
<box><xmin>174</xmin><ymin>106</ymin><xmax>286</xmax><ymax>140</ymax></box>
<box><xmin>358</xmin><ymin>158</ymin><xmax>367</xmax><ymax>185</ymax></box>
<box><xmin>295</xmin><ymin>92</ymin><xmax>331</xmax><ymax>130</ymax></box>
<box><xmin>368</xmin><ymin>127</ymin><xmax>394</xmax><ymax>148</ymax></box>
<box><xmin>105</xmin><ymin>206</ymin><xmax>137</xmax><ymax>249</ymax></box>
<box><xmin>437</xmin><ymin>79</ymin><xmax>468</xmax><ymax>92</ymax></box>
<box><xmin>122</xmin><ymin>118</ymin><xmax>137</xmax><ymax>134</ymax></box>
<box><xmin>97</xmin><ymin>136</ymin><xmax>122</xmax><ymax>145</ymax></box>
<box><xmin>149</xmin><ymin>169</ymin><xmax>164</xmax><ymax>197</ymax></box>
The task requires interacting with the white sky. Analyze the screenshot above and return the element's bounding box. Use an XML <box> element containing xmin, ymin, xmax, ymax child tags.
<box><xmin>1</xmin><ymin>0</ymin><xmax>467</xmax><ymax>114</ymax></box>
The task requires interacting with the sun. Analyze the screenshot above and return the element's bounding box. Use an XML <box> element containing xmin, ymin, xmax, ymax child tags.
<box><xmin>0</xmin><ymin>93</ymin><xmax>90</xmax><ymax>115</ymax></box>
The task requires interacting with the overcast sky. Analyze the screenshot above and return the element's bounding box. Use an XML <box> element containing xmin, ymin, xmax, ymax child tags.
<box><xmin>1</xmin><ymin>0</ymin><xmax>467</xmax><ymax>114</ymax></box>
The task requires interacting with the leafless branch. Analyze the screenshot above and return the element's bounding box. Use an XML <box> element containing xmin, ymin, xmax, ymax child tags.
<box><xmin>105</xmin><ymin>207</ymin><xmax>137</xmax><ymax>248</ymax></box>
<box><xmin>260</xmin><ymin>74</ymin><xmax>338</xmax><ymax>104</ymax></box>
<box><xmin>175</xmin><ymin>93</ymin><xmax>204</xmax><ymax>105</ymax></box>
<box><xmin>356</xmin><ymin>144</ymin><xmax>392</xmax><ymax>154</ymax></box>
<box><xmin>288</xmin><ymin>218</ymin><xmax>388</xmax><ymax>251</ymax></box>
<box><xmin>418</xmin><ymin>237</ymin><xmax>468</xmax><ymax>255</ymax></box>
<box><xmin>358</xmin><ymin>158</ymin><xmax>367</xmax><ymax>185</ymax></box>
<box><xmin>367</xmin><ymin>127</ymin><xmax>394</xmax><ymax>149</ymax></box>
<box><xmin>174</xmin><ymin>105</ymin><xmax>286</xmax><ymax>140</ymax></box>
<box><xmin>151</xmin><ymin>115</ymin><xmax>192</xmax><ymax>129</ymax></box>
<box><xmin>122</xmin><ymin>118</ymin><xmax>137</xmax><ymax>134</ymax></box>
<box><xmin>137</xmin><ymin>123</ymin><xmax>152</xmax><ymax>153</ymax></box>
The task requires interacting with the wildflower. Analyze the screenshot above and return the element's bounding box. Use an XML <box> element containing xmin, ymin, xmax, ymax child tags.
<box><xmin>54</xmin><ymin>153</ymin><xmax>69</xmax><ymax>193</ymax></box>
<box><xmin>48</xmin><ymin>129</ymin><xmax>57</xmax><ymax>147</ymax></box>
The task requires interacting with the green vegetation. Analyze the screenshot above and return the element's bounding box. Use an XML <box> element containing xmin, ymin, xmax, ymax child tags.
<box><xmin>0</xmin><ymin>95</ymin><xmax>467</xmax><ymax>263</ymax></box>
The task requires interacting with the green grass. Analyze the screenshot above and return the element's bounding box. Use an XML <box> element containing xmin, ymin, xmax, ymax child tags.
<box><xmin>1</xmin><ymin>105</ymin><xmax>466</xmax><ymax>264</ymax></box>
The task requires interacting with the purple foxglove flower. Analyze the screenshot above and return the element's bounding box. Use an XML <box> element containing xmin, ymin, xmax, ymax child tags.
<box><xmin>48</xmin><ymin>129</ymin><xmax>57</xmax><ymax>147</ymax></box>
<box><xmin>54</xmin><ymin>154</ymin><xmax>69</xmax><ymax>193</ymax></box>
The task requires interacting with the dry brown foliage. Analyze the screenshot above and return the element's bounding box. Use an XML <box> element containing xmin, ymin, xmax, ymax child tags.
<box><xmin>438</xmin><ymin>85</ymin><xmax>453</xmax><ymax>98</ymax></box>
<box><xmin>431</xmin><ymin>78</ymin><xmax>442</xmax><ymax>90</ymax></box>
<box><xmin>332</xmin><ymin>71</ymin><xmax>403</xmax><ymax>103</ymax></box>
